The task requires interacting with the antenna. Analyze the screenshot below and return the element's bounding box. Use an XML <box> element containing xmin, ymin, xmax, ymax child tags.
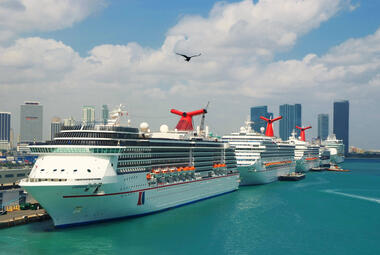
<box><xmin>260</xmin><ymin>116</ymin><xmax>282</xmax><ymax>136</ymax></box>
<box><xmin>295</xmin><ymin>126</ymin><xmax>312</xmax><ymax>141</ymax></box>
<box><xmin>200</xmin><ymin>101</ymin><xmax>210</xmax><ymax>135</ymax></box>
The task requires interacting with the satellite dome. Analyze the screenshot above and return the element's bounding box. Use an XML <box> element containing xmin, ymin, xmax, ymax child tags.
<box><xmin>139</xmin><ymin>122</ymin><xmax>149</xmax><ymax>132</ymax></box>
<box><xmin>160</xmin><ymin>124</ymin><xmax>169</xmax><ymax>133</ymax></box>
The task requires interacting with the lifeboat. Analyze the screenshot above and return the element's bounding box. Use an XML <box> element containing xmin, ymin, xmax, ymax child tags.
<box><xmin>189</xmin><ymin>166</ymin><xmax>195</xmax><ymax>171</ymax></box>
<box><xmin>162</xmin><ymin>169</ymin><xmax>168</xmax><ymax>174</ymax></box>
<box><xmin>170</xmin><ymin>168</ymin><xmax>176</xmax><ymax>173</ymax></box>
<box><xmin>146</xmin><ymin>173</ymin><xmax>152</xmax><ymax>180</ymax></box>
<box><xmin>183</xmin><ymin>166</ymin><xmax>190</xmax><ymax>171</ymax></box>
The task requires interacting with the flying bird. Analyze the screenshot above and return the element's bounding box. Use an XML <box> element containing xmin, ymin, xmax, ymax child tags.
<box><xmin>176</xmin><ymin>53</ymin><xmax>201</xmax><ymax>62</ymax></box>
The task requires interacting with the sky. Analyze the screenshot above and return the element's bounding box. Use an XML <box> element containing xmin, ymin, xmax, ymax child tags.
<box><xmin>0</xmin><ymin>0</ymin><xmax>380</xmax><ymax>149</ymax></box>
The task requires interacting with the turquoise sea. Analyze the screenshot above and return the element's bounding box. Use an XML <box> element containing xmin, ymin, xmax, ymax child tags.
<box><xmin>1</xmin><ymin>159</ymin><xmax>379</xmax><ymax>255</ymax></box>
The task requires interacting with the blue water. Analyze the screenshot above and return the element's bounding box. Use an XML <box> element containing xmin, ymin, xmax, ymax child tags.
<box><xmin>1</xmin><ymin>159</ymin><xmax>380</xmax><ymax>255</ymax></box>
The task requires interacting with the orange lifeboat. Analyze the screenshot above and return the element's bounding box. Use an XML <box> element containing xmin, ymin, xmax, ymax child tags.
<box><xmin>190</xmin><ymin>166</ymin><xmax>195</xmax><ymax>171</ymax></box>
<box><xmin>146</xmin><ymin>173</ymin><xmax>152</xmax><ymax>180</ymax></box>
<box><xmin>183</xmin><ymin>166</ymin><xmax>190</xmax><ymax>171</ymax></box>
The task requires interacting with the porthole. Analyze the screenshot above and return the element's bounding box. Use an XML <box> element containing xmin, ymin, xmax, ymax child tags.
<box><xmin>61</xmin><ymin>169</ymin><xmax>65</xmax><ymax>172</ymax></box>
<box><xmin>73</xmin><ymin>169</ymin><xmax>78</xmax><ymax>172</ymax></box>
<box><xmin>87</xmin><ymin>169</ymin><xmax>91</xmax><ymax>173</ymax></box>
<box><xmin>41</xmin><ymin>169</ymin><xmax>45</xmax><ymax>171</ymax></box>
<box><xmin>53</xmin><ymin>169</ymin><xmax>57</xmax><ymax>172</ymax></box>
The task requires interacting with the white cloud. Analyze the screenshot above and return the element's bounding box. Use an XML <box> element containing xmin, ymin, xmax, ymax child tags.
<box><xmin>0</xmin><ymin>0</ymin><xmax>106</xmax><ymax>42</ymax></box>
<box><xmin>1</xmin><ymin>0</ymin><xmax>379</xmax><ymax>148</ymax></box>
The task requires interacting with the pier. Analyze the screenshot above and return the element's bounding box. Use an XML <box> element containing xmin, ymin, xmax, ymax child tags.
<box><xmin>0</xmin><ymin>209</ymin><xmax>50</xmax><ymax>229</ymax></box>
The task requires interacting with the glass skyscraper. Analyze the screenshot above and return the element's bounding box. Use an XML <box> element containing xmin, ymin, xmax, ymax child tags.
<box><xmin>279</xmin><ymin>103</ymin><xmax>302</xmax><ymax>140</ymax></box>
<box><xmin>20</xmin><ymin>101</ymin><xmax>43</xmax><ymax>143</ymax></box>
<box><xmin>51</xmin><ymin>117</ymin><xmax>62</xmax><ymax>140</ymax></box>
<box><xmin>250</xmin><ymin>106</ymin><xmax>273</xmax><ymax>133</ymax></box>
<box><xmin>102</xmin><ymin>104</ymin><xmax>109</xmax><ymax>124</ymax></box>
<box><xmin>333</xmin><ymin>100</ymin><xmax>349</xmax><ymax>155</ymax></box>
<box><xmin>0</xmin><ymin>112</ymin><xmax>11</xmax><ymax>142</ymax></box>
<box><xmin>318</xmin><ymin>114</ymin><xmax>329</xmax><ymax>140</ymax></box>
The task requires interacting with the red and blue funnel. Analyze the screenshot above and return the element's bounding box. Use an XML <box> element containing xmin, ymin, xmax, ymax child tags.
<box><xmin>171</xmin><ymin>108</ymin><xmax>206</xmax><ymax>131</ymax></box>
<box><xmin>260</xmin><ymin>116</ymin><xmax>282</xmax><ymax>136</ymax></box>
<box><xmin>296</xmin><ymin>126</ymin><xmax>312</xmax><ymax>141</ymax></box>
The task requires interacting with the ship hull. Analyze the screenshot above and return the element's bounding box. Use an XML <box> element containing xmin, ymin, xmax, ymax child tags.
<box><xmin>296</xmin><ymin>158</ymin><xmax>319</xmax><ymax>172</ymax></box>
<box><xmin>238</xmin><ymin>162</ymin><xmax>295</xmax><ymax>186</ymax></box>
<box><xmin>21</xmin><ymin>174</ymin><xmax>239</xmax><ymax>227</ymax></box>
<box><xmin>331</xmin><ymin>155</ymin><xmax>344</xmax><ymax>164</ymax></box>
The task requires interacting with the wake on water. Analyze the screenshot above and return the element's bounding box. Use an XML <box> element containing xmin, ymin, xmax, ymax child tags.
<box><xmin>323</xmin><ymin>189</ymin><xmax>380</xmax><ymax>204</ymax></box>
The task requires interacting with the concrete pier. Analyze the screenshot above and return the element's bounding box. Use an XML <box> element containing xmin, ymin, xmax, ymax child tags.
<box><xmin>0</xmin><ymin>209</ymin><xmax>50</xmax><ymax>229</ymax></box>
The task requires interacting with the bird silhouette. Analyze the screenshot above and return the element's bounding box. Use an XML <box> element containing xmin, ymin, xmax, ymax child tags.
<box><xmin>176</xmin><ymin>53</ymin><xmax>201</xmax><ymax>62</ymax></box>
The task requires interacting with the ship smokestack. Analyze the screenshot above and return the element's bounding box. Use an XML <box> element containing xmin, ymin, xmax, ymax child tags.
<box><xmin>295</xmin><ymin>126</ymin><xmax>312</xmax><ymax>141</ymax></box>
<box><xmin>260</xmin><ymin>116</ymin><xmax>282</xmax><ymax>137</ymax></box>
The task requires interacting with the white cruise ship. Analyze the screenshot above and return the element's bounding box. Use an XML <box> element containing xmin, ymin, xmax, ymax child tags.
<box><xmin>319</xmin><ymin>146</ymin><xmax>331</xmax><ymax>167</ymax></box>
<box><xmin>322</xmin><ymin>134</ymin><xmax>345</xmax><ymax>164</ymax></box>
<box><xmin>285</xmin><ymin>131</ymin><xmax>320</xmax><ymax>172</ymax></box>
<box><xmin>222</xmin><ymin>121</ymin><xmax>295</xmax><ymax>185</ymax></box>
<box><xmin>20</xmin><ymin>106</ymin><xmax>239</xmax><ymax>227</ymax></box>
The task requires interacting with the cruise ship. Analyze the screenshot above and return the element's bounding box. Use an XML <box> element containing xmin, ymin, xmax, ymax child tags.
<box><xmin>319</xmin><ymin>147</ymin><xmax>331</xmax><ymax>168</ymax></box>
<box><xmin>222</xmin><ymin>119</ymin><xmax>295</xmax><ymax>185</ymax></box>
<box><xmin>322</xmin><ymin>134</ymin><xmax>345</xmax><ymax>164</ymax></box>
<box><xmin>20</xmin><ymin>106</ymin><xmax>239</xmax><ymax>227</ymax></box>
<box><xmin>285</xmin><ymin>128</ymin><xmax>320</xmax><ymax>172</ymax></box>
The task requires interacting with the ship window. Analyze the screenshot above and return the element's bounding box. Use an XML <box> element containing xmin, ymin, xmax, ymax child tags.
<box><xmin>41</xmin><ymin>169</ymin><xmax>45</xmax><ymax>171</ymax></box>
<box><xmin>17</xmin><ymin>173</ymin><xmax>25</xmax><ymax>177</ymax></box>
<box><xmin>61</xmin><ymin>169</ymin><xmax>65</xmax><ymax>172</ymax></box>
<box><xmin>87</xmin><ymin>169</ymin><xmax>91</xmax><ymax>173</ymax></box>
<box><xmin>73</xmin><ymin>169</ymin><xmax>78</xmax><ymax>172</ymax></box>
<box><xmin>5</xmin><ymin>174</ymin><xmax>14</xmax><ymax>178</ymax></box>
<box><xmin>53</xmin><ymin>169</ymin><xmax>57</xmax><ymax>172</ymax></box>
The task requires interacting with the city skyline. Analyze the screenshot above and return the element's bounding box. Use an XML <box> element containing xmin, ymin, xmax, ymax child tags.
<box><xmin>0</xmin><ymin>1</ymin><xmax>380</xmax><ymax>148</ymax></box>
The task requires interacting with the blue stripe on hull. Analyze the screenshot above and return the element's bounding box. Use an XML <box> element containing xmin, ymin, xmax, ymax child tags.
<box><xmin>55</xmin><ymin>189</ymin><xmax>237</xmax><ymax>228</ymax></box>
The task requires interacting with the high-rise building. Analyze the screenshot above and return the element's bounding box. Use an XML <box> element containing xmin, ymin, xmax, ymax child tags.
<box><xmin>318</xmin><ymin>114</ymin><xmax>329</xmax><ymax>140</ymax></box>
<box><xmin>333</xmin><ymin>100</ymin><xmax>349</xmax><ymax>155</ymax></box>
<box><xmin>102</xmin><ymin>104</ymin><xmax>109</xmax><ymax>124</ymax></box>
<box><xmin>51</xmin><ymin>117</ymin><xmax>62</xmax><ymax>140</ymax></box>
<box><xmin>294</xmin><ymin>104</ymin><xmax>302</xmax><ymax>136</ymax></box>
<box><xmin>82</xmin><ymin>106</ymin><xmax>95</xmax><ymax>124</ymax></box>
<box><xmin>63</xmin><ymin>116</ymin><xmax>76</xmax><ymax>126</ymax></box>
<box><xmin>0</xmin><ymin>112</ymin><xmax>11</xmax><ymax>150</ymax></box>
<box><xmin>0</xmin><ymin>112</ymin><xmax>11</xmax><ymax>142</ymax></box>
<box><xmin>250</xmin><ymin>106</ymin><xmax>273</xmax><ymax>133</ymax></box>
<box><xmin>279</xmin><ymin>104</ymin><xmax>302</xmax><ymax>140</ymax></box>
<box><xmin>20</xmin><ymin>101</ymin><xmax>43</xmax><ymax>143</ymax></box>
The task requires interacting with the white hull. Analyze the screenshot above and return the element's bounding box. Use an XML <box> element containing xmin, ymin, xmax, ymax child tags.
<box><xmin>238</xmin><ymin>162</ymin><xmax>295</xmax><ymax>186</ymax></box>
<box><xmin>22</xmin><ymin>173</ymin><xmax>239</xmax><ymax>227</ymax></box>
<box><xmin>331</xmin><ymin>155</ymin><xmax>344</xmax><ymax>164</ymax></box>
<box><xmin>296</xmin><ymin>158</ymin><xmax>320</xmax><ymax>172</ymax></box>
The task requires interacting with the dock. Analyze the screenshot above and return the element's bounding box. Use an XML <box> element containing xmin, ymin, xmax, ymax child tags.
<box><xmin>0</xmin><ymin>209</ymin><xmax>50</xmax><ymax>229</ymax></box>
<box><xmin>279</xmin><ymin>172</ymin><xmax>305</xmax><ymax>181</ymax></box>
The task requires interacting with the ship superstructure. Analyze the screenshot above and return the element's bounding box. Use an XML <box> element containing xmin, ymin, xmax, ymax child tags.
<box><xmin>319</xmin><ymin>146</ymin><xmax>331</xmax><ymax>168</ymax></box>
<box><xmin>285</xmin><ymin>131</ymin><xmax>320</xmax><ymax>172</ymax></box>
<box><xmin>222</xmin><ymin>120</ymin><xmax>295</xmax><ymax>185</ymax></box>
<box><xmin>322</xmin><ymin>134</ymin><xmax>345</xmax><ymax>164</ymax></box>
<box><xmin>20</xmin><ymin>106</ymin><xmax>239</xmax><ymax>227</ymax></box>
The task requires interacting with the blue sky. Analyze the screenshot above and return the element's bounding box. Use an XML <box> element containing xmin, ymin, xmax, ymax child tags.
<box><xmin>1</xmin><ymin>0</ymin><xmax>380</xmax><ymax>149</ymax></box>
<box><xmin>30</xmin><ymin>0</ymin><xmax>380</xmax><ymax>59</ymax></box>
